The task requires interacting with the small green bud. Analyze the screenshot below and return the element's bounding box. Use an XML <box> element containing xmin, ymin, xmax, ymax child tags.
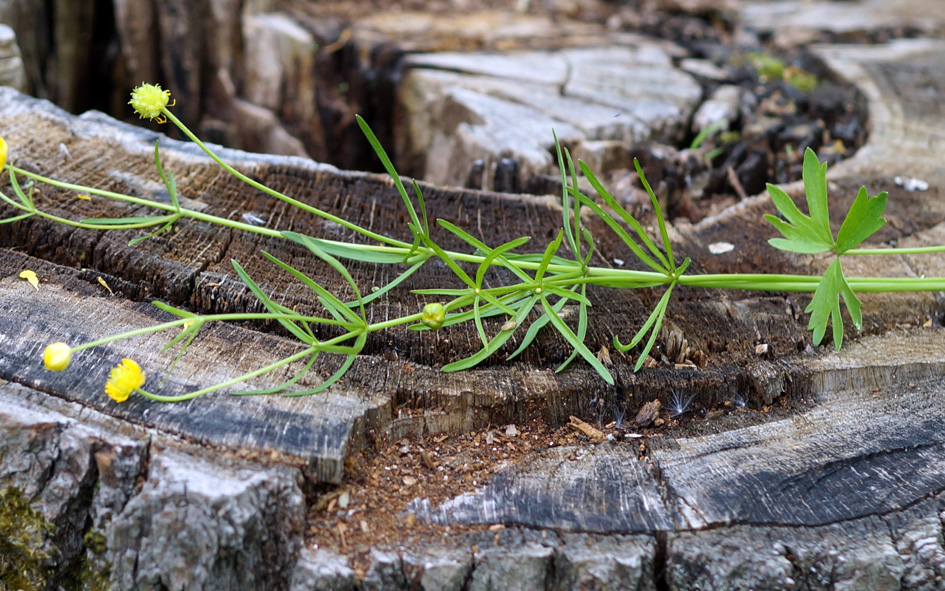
<box><xmin>421</xmin><ymin>302</ymin><xmax>446</xmax><ymax>329</ymax></box>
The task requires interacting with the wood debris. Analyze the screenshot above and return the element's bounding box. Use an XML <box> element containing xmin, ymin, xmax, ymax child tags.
<box><xmin>567</xmin><ymin>416</ymin><xmax>606</xmax><ymax>443</ymax></box>
<box><xmin>634</xmin><ymin>400</ymin><xmax>661</xmax><ymax>428</ymax></box>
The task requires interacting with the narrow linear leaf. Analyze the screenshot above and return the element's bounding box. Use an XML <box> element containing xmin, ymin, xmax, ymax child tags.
<box><xmin>507</xmin><ymin>295</ymin><xmax>562</xmax><ymax>360</ymax></box>
<box><xmin>479</xmin><ymin>291</ymin><xmax>518</xmax><ymax>317</ymax></box>
<box><xmin>232</xmin><ymin>259</ymin><xmax>316</xmax><ymax>343</ymax></box>
<box><xmin>565</xmin><ymin>150</ymin><xmax>584</xmax><ymax>262</ymax></box>
<box><xmin>557</xmin><ymin>284</ymin><xmax>589</xmax><ymax>372</ymax></box>
<box><xmin>438</xmin><ymin>219</ymin><xmax>534</xmax><ymax>284</ymax></box>
<box><xmin>152</xmin><ymin>301</ymin><xmax>198</xmax><ymax>319</ymax></box>
<box><xmin>0</xmin><ymin>212</ymin><xmax>35</xmax><ymax>224</ymax></box>
<box><xmin>259</xmin><ymin>251</ymin><xmax>361</xmax><ymax>324</ymax></box>
<box><xmin>160</xmin><ymin>319</ymin><xmax>204</xmax><ymax>352</ymax></box>
<box><xmin>356</xmin><ymin>115</ymin><xmax>422</xmax><ymax>232</ymax></box>
<box><xmin>282</xmin><ymin>231</ymin><xmax>366</xmax><ymax>320</ymax></box>
<box><xmin>614</xmin><ymin>286</ymin><xmax>674</xmax><ymax>353</ymax></box>
<box><xmin>8</xmin><ymin>171</ymin><xmax>34</xmax><ymax>209</ymax></box>
<box><xmin>153</xmin><ymin>140</ymin><xmax>180</xmax><ymax>210</ymax></box>
<box><xmin>412</xmin><ymin>179</ymin><xmax>430</xmax><ymax>237</ymax></box>
<box><xmin>442</xmin><ymin>294</ymin><xmax>537</xmax><ymax>372</ymax></box>
<box><xmin>536</xmin><ymin>230</ymin><xmax>565</xmax><ymax>283</ymax></box>
<box><xmin>544</xmin><ymin>285</ymin><xmax>592</xmax><ymax>307</ymax></box>
<box><xmin>284</xmin><ymin>333</ymin><xmax>367</xmax><ymax>396</ymax></box>
<box><xmin>632</xmin><ymin>297</ymin><xmax>670</xmax><ymax>372</ymax></box>
<box><xmin>553</xmin><ymin>132</ymin><xmax>579</xmax><ymax>260</ymax></box>
<box><xmin>473</xmin><ymin>294</ymin><xmax>489</xmax><ymax>348</ymax></box>
<box><xmin>412</xmin><ymin>288</ymin><xmax>474</xmax><ymax>296</ymax></box>
<box><xmin>304</xmin><ymin>238</ymin><xmax>411</xmax><ymax>264</ymax></box>
<box><xmin>420</xmin><ymin>231</ymin><xmax>476</xmax><ymax>288</ymax></box>
<box><xmin>128</xmin><ymin>218</ymin><xmax>178</xmax><ymax>246</ymax></box>
<box><xmin>634</xmin><ymin>158</ymin><xmax>675</xmax><ymax>270</ymax></box>
<box><xmin>581</xmin><ymin>160</ymin><xmax>670</xmax><ymax>270</ymax></box>
<box><xmin>348</xmin><ymin>259</ymin><xmax>425</xmax><ymax>308</ymax></box>
<box><xmin>572</xmin><ymin>191</ymin><xmax>665</xmax><ymax>274</ymax></box>
<box><xmin>541</xmin><ymin>295</ymin><xmax>614</xmax><ymax>384</ymax></box>
<box><xmin>475</xmin><ymin>236</ymin><xmax>531</xmax><ymax>287</ymax></box>
<box><xmin>159</xmin><ymin>325</ymin><xmax>202</xmax><ymax>387</ymax></box>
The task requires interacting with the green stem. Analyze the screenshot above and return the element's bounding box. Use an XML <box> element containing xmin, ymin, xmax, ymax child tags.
<box><xmin>846</xmin><ymin>245</ymin><xmax>945</xmax><ymax>255</ymax></box>
<box><xmin>366</xmin><ymin>312</ymin><xmax>424</xmax><ymax>332</ymax></box>
<box><xmin>137</xmin><ymin>345</ymin><xmax>318</xmax><ymax>402</ymax></box>
<box><xmin>70</xmin><ymin>312</ymin><xmax>358</xmax><ymax>353</ymax></box>
<box><xmin>162</xmin><ymin>109</ymin><xmax>412</xmax><ymax>249</ymax></box>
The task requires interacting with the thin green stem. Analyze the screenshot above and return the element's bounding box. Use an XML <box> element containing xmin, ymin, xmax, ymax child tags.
<box><xmin>70</xmin><ymin>312</ymin><xmax>358</xmax><ymax>354</ymax></box>
<box><xmin>162</xmin><ymin>109</ymin><xmax>411</xmax><ymax>249</ymax></box>
<box><xmin>846</xmin><ymin>245</ymin><xmax>945</xmax><ymax>255</ymax></box>
<box><xmin>137</xmin><ymin>345</ymin><xmax>318</xmax><ymax>402</ymax></box>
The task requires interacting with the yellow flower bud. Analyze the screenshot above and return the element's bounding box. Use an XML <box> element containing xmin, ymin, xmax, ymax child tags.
<box><xmin>43</xmin><ymin>342</ymin><xmax>73</xmax><ymax>371</ymax></box>
<box><xmin>129</xmin><ymin>83</ymin><xmax>173</xmax><ymax>123</ymax></box>
<box><xmin>0</xmin><ymin>135</ymin><xmax>7</xmax><ymax>170</ymax></box>
<box><xmin>421</xmin><ymin>302</ymin><xmax>446</xmax><ymax>330</ymax></box>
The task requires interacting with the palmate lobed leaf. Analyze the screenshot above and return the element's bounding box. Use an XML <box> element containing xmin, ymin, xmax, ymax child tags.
<box><xmin>804</xmin><ymin>258</ymin><xmax>862</xmax><ymax>349</ymax></box>
<box><xmin>766</xmin><ymin>148</ymin><xmax>888</xmax><ymax>256</ymax></box>
<box><xmin>836</xmin><ymin>186</ymin><xmax>888</xmax><ymax>254</ymax></box>
<box><xmin>801</xmin><ymin>147</ymin><xmax>833</xmax><ymax>245</ymax></box>
<box><xmin>765</xmin><ymin>182</ymin><xmax>834</xmax><ymax>254</ymax></box>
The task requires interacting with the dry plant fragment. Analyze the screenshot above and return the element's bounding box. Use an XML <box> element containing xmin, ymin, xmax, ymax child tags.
<box><xmin>634</xmin><ymin>400</ymin><xmax>661</xmax><ymax>428</ymax></box>
<box><xmin>567</xmin><ymin>415</ymin><xmax>606</xmax><ymax>443</ymax></box>
<box><xmin>19</xmin><ymin>270</ymin><xmax>39</xmax><ymax>290</ymax></box>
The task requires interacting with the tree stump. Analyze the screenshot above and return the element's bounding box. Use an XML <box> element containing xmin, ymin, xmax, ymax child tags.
<box><xmin>3</xmin><ymin>3</ymin><xmax>945</xmax><ymax>590</ymax></box>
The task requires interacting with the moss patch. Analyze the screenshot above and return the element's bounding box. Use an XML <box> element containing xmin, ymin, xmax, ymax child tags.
<box><xmin>0</xmin><ymin>487</ymin><xmax>52</xmax><ymax>591</ymax></box>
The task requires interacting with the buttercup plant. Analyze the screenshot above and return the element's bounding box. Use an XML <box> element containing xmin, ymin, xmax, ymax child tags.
<box><xmin>3</xmin><ymin>83</ymin><xmax>945</xmax><ymax>403</ymax></box>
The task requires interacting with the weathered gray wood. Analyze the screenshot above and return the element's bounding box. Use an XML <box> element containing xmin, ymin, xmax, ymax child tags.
<box><xmin>395</xmin><ymin>42</ymin><xmax>701</xmax><ymax>189</ymax></box>
<box><xmin>411</xmin><ymin>445</ymin><xmax>673</xmax><ymax>533</ymax></box>
<box><xmin>0</xmin><ymin>381</ymin><xmax>305</xmax><ymax>591</ymax></box>
<box><xmin>5</xmin><ymin>2</ymin><xmax>945</xmax><ymax>589</ymax></box>
<box><xmin>0</xmin><ymin>250</ymin><xmax>378</xmax><ymax>485</ymax></box>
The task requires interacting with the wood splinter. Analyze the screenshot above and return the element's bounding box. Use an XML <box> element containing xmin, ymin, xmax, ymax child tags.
<box><xmin>567</xmin><ymin>415</ymin><xmax>606</xmax><ymax>443</ymax></box>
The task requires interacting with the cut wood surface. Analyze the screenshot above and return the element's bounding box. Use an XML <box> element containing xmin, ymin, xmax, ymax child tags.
<box><xmin>4</xmin><ymin>3</ymin><xmax>945</xmax><ymax>589</ymax></box>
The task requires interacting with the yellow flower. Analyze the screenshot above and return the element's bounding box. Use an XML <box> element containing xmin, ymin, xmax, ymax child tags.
<box><xmin>421</xmin><ymin>302</ymin><xmax>446</xmax><ymax>329</ymax></box>
<box><xmin>0</xmin><ymin>135</ymin><xmax>7</xmax><ymax>170</ymax></box>
<box><xmin>43</xmin><ymin>342</ymin><xmax>73</xmax><ymax>371</ymax></box>
<box><xmin>129</xmin><ymin>83</ymin><xmax>173</xmax><ymax>124</ymax></box>
<box><xmin>105</xmin><ymin>358</ymin><xmax>146</xmax><ymax>403</ymax></box>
